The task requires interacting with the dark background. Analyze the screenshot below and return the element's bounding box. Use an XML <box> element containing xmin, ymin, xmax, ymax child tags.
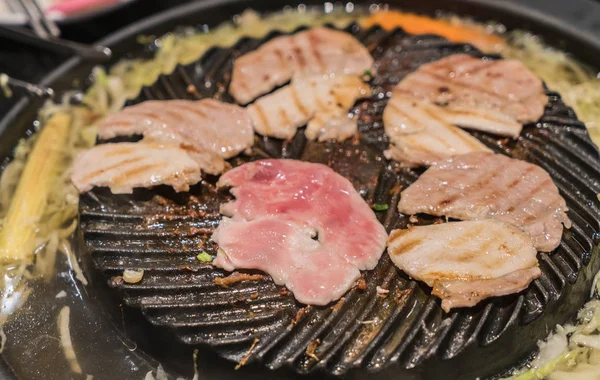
<box><xmin>0</xmin><ymin>0</ymin><xmax>191</xmax><ymax>115</ymax></box>
<box><xmin>0</xmin><ymin>0</ymin><xmax>599</xmax><ymax>117</ymax></box>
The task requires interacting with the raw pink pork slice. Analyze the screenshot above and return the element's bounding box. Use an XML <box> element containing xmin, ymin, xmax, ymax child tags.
<box><xmin>212</xmin><ymin>159</ymin><xmax>388</xmax><ymax>305</ymax></box>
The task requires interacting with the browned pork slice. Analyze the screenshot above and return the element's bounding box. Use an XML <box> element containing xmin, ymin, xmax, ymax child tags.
<box><xmin>212</xmin><ymin>159</ymin><xmax>388</xmax><ymax>305</ymax></box>
<box><xmin>71</xmin><ymin>142</ymin><xmax>201</xmax><ymax>194</ymax></box>
<box><xmin>388</xmin><ymin>220</ymin><xmax>541</xmax><ymax>312</ymax></box>
<box><xmin>248</xmin><ymin>75</ymin><xmax>371</xmax><ymax>141</ymax></box>
<box><xmin>383</xmin><ymin>95</ymin><xmax>491</xmax><ymax>167</ymax></box>
<box><xmin>398</xmin><ymin>152</ymin><xmax>570</xmax><ymax>252</ymax></box>
<box><xmin>97</xmin><ymin>99</ymin><xmax>254</xmax><ymax>174</ymax></box>
<box><xmin>230</xmin><ymin>27</ymin><xmax>374</xmax><ymax>104</ymax></box>
<box><xmin>394</xmin><ymin>54</ymin><xmax>547</xmax><ymax>138</ymax></box>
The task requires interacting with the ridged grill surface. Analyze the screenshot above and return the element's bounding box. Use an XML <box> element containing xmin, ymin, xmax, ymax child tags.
<box><xmin>79</xmin><ymin>25</ymin><xmax>600</xmax><ymax>376</ymax></box>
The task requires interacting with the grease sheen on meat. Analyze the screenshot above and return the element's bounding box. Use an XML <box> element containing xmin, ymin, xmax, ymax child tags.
<box><xmin>388</xmin><ymin>220</ymin><xmax>541</xmax><ymax>312</ymax></box>
<box><xmin>394</xmin><ymin>54</ymin><xmax>547</xmax><ymax>137</ymax></box>
<box><xmin>229</xmin><ymin>27</ymin><xmax>374</xmax><ymax>104</ymax></box>
<box><xmin>71</xmin><ymin>142</ymin><xmax>201</xmax><ymax>194</ymax></box>
<box><xmin>212</xmin><ymin>159</ymin><xmax>388</xmax><ymax>305</ymax></box>
<box><xmin>398</xmin><ymin>152</ymin><xmax>570</xmax><ymax>252</ymax></box>
<box><xmin>248</xmin><ymin>75</ymin><xmax>371</xmax><ymax>141</ymax></box>
<box><xmin>97</xmin><ymin>99</ymin><xmax>254</xmax><ymax>174</ymax></box>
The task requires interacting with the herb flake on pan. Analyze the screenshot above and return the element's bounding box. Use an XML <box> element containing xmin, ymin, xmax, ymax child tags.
<box><xmin>373</xmin><ymin>203</ymin><xmax>388</xmax><ymax>211</ymax></box>
<box><xmin>196</xmin><ymin>251</ymin><xmax>213</xmax><ymax>262</ymax></box>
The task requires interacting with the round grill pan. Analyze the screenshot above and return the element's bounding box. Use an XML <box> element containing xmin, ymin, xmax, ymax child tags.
<box><xmin>1</xmin><ymin>1</ymin><xmax>600</xmax><ymax>380</ymax></box>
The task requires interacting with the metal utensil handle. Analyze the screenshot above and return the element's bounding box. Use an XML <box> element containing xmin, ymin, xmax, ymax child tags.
<box><xmin>0</xmin><ymin>25</ymin><xmax>112</xmax><ymax>61</ymax></box>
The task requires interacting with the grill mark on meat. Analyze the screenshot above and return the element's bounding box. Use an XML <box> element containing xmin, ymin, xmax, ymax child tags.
<box><xmin>198</xmin><ymin>100</ymin><xmax>221</xmax><ymax>110</ymax></box>
<box><xmin>80</xmin><ymin>157</ymin><xmax>144</xmax><ymax>183</ymax></box>
<box><xmin>279</xmin><ymin>108</ymin><xmax>292</xmax><ymax>127</ymax></box>
<box><xmin>102</xmin><ymin>146</ymin><xmax>137</xmax><ymax>157</ymax></box>
<box><xmin>387</xmin><ymin>238</ymin><xmax>423</xmax><ymax>256</ymax></box>
<box><xmin>447</xmin><ymin>223</ymin><xmax>486</xmax><ymax>250</ymax></box>
<box><xmin>112</xmin><ymin>163</ymin><xmax>165</xmax><ymax>185</ymax></box>
<box><xmin>127</xmin><ymin>109</ymin><xmax>170</xmax><ymax>125</ymax></box>
<box><xmin>419</xmin><ymin>70</ymin><xmax>505</xmax><ymax>101</ymax></box>
<box><xmin>169</xmin><ymin>103</ymin><xmax>208</xmax><ymax>118</ymax></box>
<box><xmin>253</xmin><ymin>104</ymin><xmax>271</xmax><ymax>135</ymax></box>
<box><xmin>308</xmin><ymin>33</ymin><xmax>326</xmax><ymax>71</ymax></box>
<box><xmin>274</xmin><ymin>48</ymin><xmax>286</xmax><ymax>69</ymax></box>
<box><xmin>387</xmin><ymin>101</ymin><xmax>422</xmax><ymax>132</ymax></box>
<box><xmin>293</xmin><ymin>44</ymin><xmax>307</xmax><ymax>70</ymax></box>
<box><xmin>503</xmin><ymin>177</ymin><xmax>553</xmax><ymax>213</ymax></box>
<box><xmin>291</xmin><ymin>86</ymin><xmax>309</xmax><ymax>118</ymax></box>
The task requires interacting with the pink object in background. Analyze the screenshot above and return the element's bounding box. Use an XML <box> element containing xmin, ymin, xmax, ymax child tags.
<box><xmin>46</xmin><ymin>0</ymin><xmax>124</xmax><ymax>16</ymax></box>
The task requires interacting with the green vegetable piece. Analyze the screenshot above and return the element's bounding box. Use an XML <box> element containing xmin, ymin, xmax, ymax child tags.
<box><xmin>373</xmin><ymin>204</ymin><xmax>389</xmax><ymax>211</ymax></box>
<box><xmin>197</xmin><ymin>251</ymin><xmax>213</xmax><ymax>263</ymax></box>
<box><xmin>364</xmin><ymin>69</ymin><xmax>373</xmax><ymax>78</ymax></box>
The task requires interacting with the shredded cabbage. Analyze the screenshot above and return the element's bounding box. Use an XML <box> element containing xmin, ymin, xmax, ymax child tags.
<box><xmin>502</xmin><ymin>32</ymin><xmax>600</xmax><ymax>144</ymax></box>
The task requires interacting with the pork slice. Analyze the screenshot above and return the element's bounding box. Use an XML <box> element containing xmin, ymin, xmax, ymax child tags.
<box><xmin>388</xmin><ymin>220</ymin><xmax>540</xmax><ymax>312</ymax></box>
<box><xmin>97</xmin><ymin>99</ymin><xmax>253</xmax><ymax>173</ymax></box>
<box><xmin>230</xmin><ymin>27</ymin><xmax>373</xmax><ymax>104</ymax></box>
<box><xmin>213</xmin><ymin>159</ymin><xmax>388</xmax><ymax>305</ymax></box>
<box><xmin>248</xmin><ymin>75</ymin><xmax>370</xmax><ymax>141</ymax></box>
<box><xmin>71</xmin><ymin>142</ymin><xmax>201</xmax><ymax>194</ymax></box>
<box><xmin>395</xmin><ymin>54</ymin><xmax>547</xmax><ymax>136</ymax></box>
<box><xmin>398</xmin><ymin>152</ymin><xmax>570</xmax><ymax>252</ymax></box>
<box><xmin>383</xmin><ymin>95</ymin><xmax>491</xmax><ymax>167</ymax></box>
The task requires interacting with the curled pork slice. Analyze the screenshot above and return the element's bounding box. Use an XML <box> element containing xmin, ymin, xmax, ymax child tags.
<box><xmin>383</xmin><ymin>95</ymin><xmax>491</xmax><ymax>167</ymax></box>
<box><xmin>248</xmin><ymin>75</ymin><xmax>371</xmax><ymax>141</ymax></box>
<box><xmin>230</xmin><ymin>27</ymin><xmax>374</xmax><ymax>104</ymax></box>
<box><xmin>388</xmin><ymin>220</ymin><xmax>541</xmax><ymax>312</ymax></box>
<box><xmin>398</xmin><ymin>152</ymin><xmax>570</xmax><ymax>252</ymax></box>
<box><xmin>394</xmin><ymin>54</ymin><xmax>547</xmax><ymax>138</ymax></box>
<box><xmin>97</xmin><ymin>99</ymin><xmax>254</xmax><ymax>174</ymax></box>
<box><xmin>71</xmin><ymin>142</ymin><xmax>201</xmax><ymax>194</ymax></box>
<box><xmin>212</xmin><ymin>159</ymin><xmax>388</xmax><ymax>305</ymax></box>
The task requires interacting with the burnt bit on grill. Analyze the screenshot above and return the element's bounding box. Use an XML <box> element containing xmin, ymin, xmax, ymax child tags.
<box><xmin>292</xmin><ymin>306</ymin><xmax>311</xmax><ymax>326</ymax></box>
<box><xmin>235</xmin><ymin>337</ymin><xmax>259</xmax><ymax>370</ymax></box>
<box><xmin>332</xmin><ymin>297</ymin><xmax>345</xmax><ymax>312</ymax></box>
<box><xmin>189</xmin><ymin>226</ymin><xmax>210</xmax><ymax>235</ymax></box>
<box><xmin>356</xmin><ymin>277</ymin><xmax>367</xmax><ymax>291</ymax></box>
<box><xmin>110</xmin><ymin>276</ymin><xmax>124</xmax><ymax>286</ymax></box>
<box><xmin>389</xmin><ymin>185</ymin><xmax>403</xmax><ymax>195</ymax></box>
<box><xmin>153</xmin><ymin>195</ymin><xmax>171</xmax><ymax>206</ymax></box>
<box><xmin>214</xmin><ymin>272</ymin><xmax>265</xmax><ymax>288</ymax></box>
<box><xmin>247</xmin><ymin>292</ymin><xmax>259</xmax><ymax>302</ymax></box>
<box><xmin>305</xmin><ymin>339</ymin><xmax>321</xmax><ymax>362</ymax></box>
<box><xmin>395</xmin><ymin>288</ymin><xmax>413</xmax><ymax>303</ymax></box>
<box><xmin>187</xmin><ymin>84</ymin><xmax>198</xmax><ymax>94</ymax></box>
<box><xmin>279</xmin><ymin>288</ymin><xmax>289</xmax><ymax>296</ymax></box>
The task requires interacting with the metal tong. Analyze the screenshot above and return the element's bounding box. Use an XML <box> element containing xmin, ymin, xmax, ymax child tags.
<box><xmin>0</xmin><ymin>0</ymin><xmax>112</xmax><ymax>98</ymax></box>
<box><xmin>3</xmin><ymin>0</ymin><xmax>113</xmax><ymax>61</ymax></box>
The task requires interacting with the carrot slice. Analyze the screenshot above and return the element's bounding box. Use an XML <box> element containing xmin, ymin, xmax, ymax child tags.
<box><xmin>362</xmin><ymin>11</ymin><xmax>505</xmax><ymax>53</ymax></box>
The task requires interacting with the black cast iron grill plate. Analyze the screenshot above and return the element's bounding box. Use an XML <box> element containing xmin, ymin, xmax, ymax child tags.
<box><xmin>79</xmin><ymin>24</ymin><xmax>600</xmax><ymax>376</ymax></box>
